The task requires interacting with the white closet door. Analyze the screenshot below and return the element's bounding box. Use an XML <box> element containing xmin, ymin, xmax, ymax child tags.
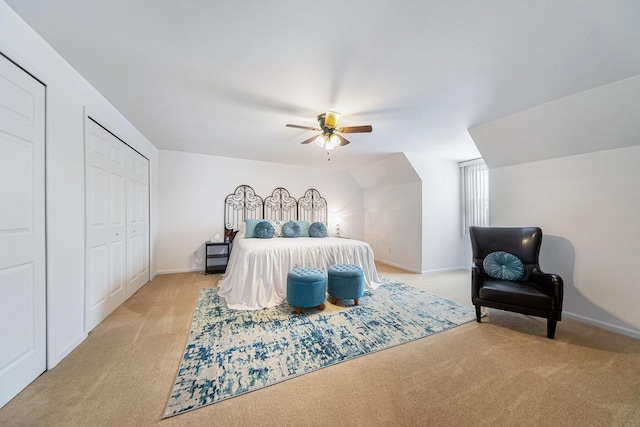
<box><xmin>126</xmin><ymin>148</ymin><xmax>149</xmax><ymax>297</ymax></box>
<box><xmin>0</xmin><ymin>55</ymin><xmax>46</xmax><ymax>408</ymax></box>
<box><xmin>85</xmin><ymin>120</ymin><xmax>127</xmax><ymax>331</ymax></box>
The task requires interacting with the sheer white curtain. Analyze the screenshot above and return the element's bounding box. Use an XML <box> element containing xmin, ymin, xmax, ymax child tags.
<box><xmin>460</xmin><ymin>159</ymin><xmax>489</xmax><ymax>236</ymax></box>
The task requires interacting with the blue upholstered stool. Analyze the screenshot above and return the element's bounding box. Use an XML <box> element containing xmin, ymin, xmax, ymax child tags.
<box><xmin>328</xmin><ymin>264</ymin><xmax>364</xmax><ymax>306</ymax></box>
<box><xmin>286</xmin><ymin>267</ymin><xmax>326</xmax><ymax>314</ymax></box>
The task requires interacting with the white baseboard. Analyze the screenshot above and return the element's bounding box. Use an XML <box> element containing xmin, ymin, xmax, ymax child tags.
<box><xmin>48</xmin><ymin>332</ymin><xmax>87</xmax><ymax>369</ymax></box>
<box><xmin>375</xmin><ymin>258</ymin><xmax>422</xmax><ymax>273</ymax></box>
<box><xmin>156</xmin><ymin>267</ymin><xmax>205</xmax><ymax>275</ymax></box>
<box><xmin>375</xmin><ymin>259</ymin><xmax>470</xmax><ymax>275</ymax></box>
<box><xmin>563</xmin><ymin>311</ymin><xmax>640</xmax><ymax>340</ymax></box>
<box><xmin>420</xmin><ymin>266</ymin><xmax>470</xmax><ymax>274</ymax></box>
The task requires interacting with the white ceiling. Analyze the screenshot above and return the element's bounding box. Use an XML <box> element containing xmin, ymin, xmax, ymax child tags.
<box><xmin>6</xmin><ymin>0</ymin><xmax>640</xmax><ymax>171</ymax></box>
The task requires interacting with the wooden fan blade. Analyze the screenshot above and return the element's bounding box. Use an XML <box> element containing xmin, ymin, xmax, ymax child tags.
<box><xmin>335</xmin><ymin>134</ymin><xmax>351</xmax><ymax>146</ymax></box>
<box><xmin>336</xmin><ymin>125</ymin><xmax>372</xmax><ymax>133</ymax></box>
<box><xmin>300</xmin><ymin>134</ymin><xmax>319</xmax><ymax>144</ymax></box>
<box><xmin>286</xmin><ymin>124</ymin><xmax>321</xmax><ymax>131</ymax></box>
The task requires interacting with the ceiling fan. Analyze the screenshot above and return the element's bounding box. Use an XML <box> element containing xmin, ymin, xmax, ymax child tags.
<box><xmin>286</xmin><ymin>111</ymin><xmax>372</xmax><ymax>150</ymax></box>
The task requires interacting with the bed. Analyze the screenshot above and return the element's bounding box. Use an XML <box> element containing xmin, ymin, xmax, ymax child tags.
<box><xmin>217</xmin><ymin>185</ymin><xmax>382</xmax><ymax>310</ymax></box>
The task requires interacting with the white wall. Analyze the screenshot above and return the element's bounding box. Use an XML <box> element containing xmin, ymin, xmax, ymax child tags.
<box><xmin>352</xmin><ymin>154</ymin><xmax>422</xmax><ymax>272</ymax></box>
<box><xmin>159</xmin><ymin>149</ymin><xmax>470</xmax><ymax>276</ymax></box>
<box><xmin>470</xmin><ymin>74</ymin><xmax>640</xmax><ymax>169</ymax></box>
<box><xmin>406</xmin><ymin>154</ymin><xmax>469</xmax><ymax>272</ymax></box>
<box><xmin>470</xmin><ymin>75</ymin><xmax>640</xmax><ymax>338</ymax></box>
<box><xmin>491</xmin><ymin>146</ymin><xmax>640</xmax><ymax>337</ymax></box>
<box><xmin>363</xmin><ymin>181</ymin><xmax>422</xmax><ymax>272</ymax></box>
<box><xmin>1</xmin><ymin>1</ymin><xmax>159</xmax><ymax>367</ymax></box>
<box><xmin>353</xmin><ymin>153</ymin><xmax>469</xmax><ymax>273</ymax></box>
<box><xmin>157</xmin><ymin>150</ymin><xmax>364</xmax><ymax>273</ymax></box>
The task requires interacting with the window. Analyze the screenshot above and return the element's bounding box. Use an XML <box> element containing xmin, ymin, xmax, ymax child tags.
<box><xmin>460</xmin><ymin>159</ymin><xmax>489</xmax><ymax>236</ymax></box>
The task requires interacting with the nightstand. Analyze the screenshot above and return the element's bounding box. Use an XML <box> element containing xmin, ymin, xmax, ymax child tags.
<box><xmin>205</xmin><ymin>242</ymin><xmax>231</xmax><ymax>274</ymax></box>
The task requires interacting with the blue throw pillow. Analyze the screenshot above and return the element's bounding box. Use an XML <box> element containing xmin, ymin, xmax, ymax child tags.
<box><xmin>281</xmin><ymin>220</ymin><xmax>300</xmax><ymax>238</ymax></box>
<box><xmin>295</xmin><ymin>220</ymin><xmax>310</xmax><ymax>237</ymax></box>
<box><xmin>483</xmin><ymin>251</ymin><xmax>524</xmax><ymax>281</ymax></box>
<box><xmin>309</xmin><ymin>222</ymin><xmax>328</xmax><ymax>238</ymax></box>
<box><xmin>254</xmin><ymin>221</ymin><xmax>275</xmax><ymax>238</ymax></box>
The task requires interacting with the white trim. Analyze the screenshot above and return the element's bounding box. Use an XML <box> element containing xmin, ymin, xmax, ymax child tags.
<box><xmin>49</xmin><ymin>333</ymin><xmax>87</xmax><ymax>368</ymax></box>
<box><xmin>376</xmin><ymin>259</ymin><xmax>469</xmax><ymax>275</ymax></box>
<box><xmin>563</xmin><ymin>311</ymin><xmax>640</xmax><ymax>340</ymax></box>
<box><xmin>458</xmin><ymin>158</ymin><xmax>485</xmax><ymax>168</ymax></box>
<box><xmin>375</xmin><ymin>258</ymin><xmax>422</xmax><ymax>273</ymax></box>
<box><xmin>421</xmin><ymin>266</ymin><xmax>470</xmax><ymax>274</ymax></box>
<box><xmin>156</xmin><ymin>267</ymin><xmax>208</xmax><ymax>275</ymax></box>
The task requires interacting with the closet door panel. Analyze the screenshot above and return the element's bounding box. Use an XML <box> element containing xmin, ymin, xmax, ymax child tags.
<box><xmin>126</xmin><ymin>167</ymin><xmax>139</xmax><ymax>286</ymax></box>
<box><xmin>0</xmin><ymin>54</ymin><xmax>46</xmax><ymax>408</ymax></box>
<box><xmin>85</xmin><ymin>119</ymin><xmax>127</xmax><ymax>332</ymax></box>
<box><xmin>126</xmin><ymin>148</ymin><xmax>149</xmax><ymax>296</ymax></box>
<box><xmin>138</xmin><ymin>159</ymin><xmax>150</xmax><ymax>281</ymax></box>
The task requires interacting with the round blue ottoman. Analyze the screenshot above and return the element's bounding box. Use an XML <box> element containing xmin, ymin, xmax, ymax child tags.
<box><xmin>286</xmin><ymin>267</ymin><xmax>326</xmax><ymax>314</ymax></box>
<box><xmin>328</xmin><ymin>264</ymin><xmax>364</xmax><ymax>306</ymax></box>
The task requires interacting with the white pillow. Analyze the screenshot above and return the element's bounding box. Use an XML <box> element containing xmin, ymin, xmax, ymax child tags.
<box><xmin>235</xmin><ymin>222</ymin><xmax>246</xmax><ymax>239</ymax></box>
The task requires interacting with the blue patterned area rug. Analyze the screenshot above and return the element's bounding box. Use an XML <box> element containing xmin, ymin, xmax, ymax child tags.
<box><xmin>163</xmin><ymin>278</ymin><xmax>475</xmax><ymax>418</ymax></box>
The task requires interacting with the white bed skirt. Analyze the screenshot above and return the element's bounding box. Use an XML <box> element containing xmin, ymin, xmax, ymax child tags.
<box><xmin>218</xmin><ymin>237</ymin><xmax>382</xmax><ymax>310</ymax></box>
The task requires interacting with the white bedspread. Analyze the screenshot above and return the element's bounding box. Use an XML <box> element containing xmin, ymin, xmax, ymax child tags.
<box><xmin>218</xmin><ymin>237</ymin><xmax>381</xmax><ymax>310</ymax></box>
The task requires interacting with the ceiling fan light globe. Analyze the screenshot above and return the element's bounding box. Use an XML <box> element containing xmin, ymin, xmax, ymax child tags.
<box><xmin>325</xmin><ymin>134</ymin><xmax>339</xmax><ymax>150</ymax></box>
<box><xmin>315</xmin><ymin>134</ymin><xmax>326</xmax><ymax>147</ymax></box>
<box><xmin>325</xmin><ymin>111</ymin><xmax>340</xmax><ymax>129</ymax></box>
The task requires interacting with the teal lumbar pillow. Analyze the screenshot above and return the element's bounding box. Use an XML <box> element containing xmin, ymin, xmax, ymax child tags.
<box><xmin>309</xmin><ymin>222</ymin><xmax>328</xmax><ymax>238</ymax></box>
<box><xmin>244</xmin><ymin>218</ymin><xmax>263</xmax><ymax>238</ymax></box>
<box><xmin>483</xmin><ymin>251</ymin><xmax>524</xmax><ymax>281</ymax></box>
<box><xmin>254</xmin><ymin>221</ymin><xmax>275</xmax><ymax>238</ymax></box>
<box><xmin>281</xmin><ymin>220</ymin><xmax>300</xmax><ymax>238</ymax></box>
<box><xmin>295</xmin><ymin>220</ymin><xmax>310</xmax><ymax>237</ymax></box>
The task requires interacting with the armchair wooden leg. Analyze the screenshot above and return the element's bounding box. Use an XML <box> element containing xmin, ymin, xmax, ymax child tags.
<box><xmin>475</xmin><ymin>305</ymin><xmax>482</xmax><ymax>323</ymax></box>
<box><xmin>547</xmin><ymin>318</ymin><xmax>557</xmax><ymax>339</ymax></box>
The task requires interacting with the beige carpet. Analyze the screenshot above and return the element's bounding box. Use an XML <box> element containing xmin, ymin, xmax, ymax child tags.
<box><xmin>1</xmin><ymin>264</ymin><xmax>639</xmax><ymax>426</ymax></box>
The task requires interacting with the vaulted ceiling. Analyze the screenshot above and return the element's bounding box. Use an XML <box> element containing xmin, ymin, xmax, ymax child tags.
<box><xmin>6</xmin><ymin>1</ymin><xmax>640</xmax><ymax>170</ymax></box>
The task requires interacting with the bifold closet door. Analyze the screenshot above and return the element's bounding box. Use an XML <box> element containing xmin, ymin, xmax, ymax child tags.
<box><xmin>85</xmin><ymin>118</ymin><xmax>149</xmax><ymax>331</ymax></box>
<box><xmin>126</xmin><ymin>147</ymin><xmax>149</xmax><ymax>297</ymax></box>
<box><xmin>85</xmin><ymin>119</ymin><xmax>127</xmax><ymax>332</ymax></box>
<box><xmin>0</xmin><ymin>54</ymin><xmax>46</xmax><ymax>408</ymax></box>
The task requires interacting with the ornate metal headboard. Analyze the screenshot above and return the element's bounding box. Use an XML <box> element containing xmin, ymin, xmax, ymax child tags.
<box><xmin>224</xmin><ymin>185</ymin><xmax>264</xmax><ymax>231</ymax></box>
<box><xmin>298</xmin><ymin>188</ymin><xmax>327</xmax><ymax>225</ymax></box>
<box><xmin>264</xmin><ymin>187</ymin><xmax>298</xmax><ymax>222</ymax></box>
<box><xmin>224</xmin><ymin>185</ymin><xmax>328</xmax><ymax>233</ymax></box>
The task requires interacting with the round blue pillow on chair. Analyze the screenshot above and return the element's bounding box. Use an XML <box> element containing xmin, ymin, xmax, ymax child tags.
<box><xmin>281</xmin><ymin>220</ymin><xmax>300</xmax><ymax>238</ymax></box>
<box><xmin>254</xmin><ymin>221</ymin><xmax>275</xmax><ymax>238</ymax></box>
<box><xmin>308</xmin><ymin>222</ymin><xmax>327</xmax><ymax>238</ymax></box>
<box><xmin>483</xmin><ymin>251</ymin><xmax>524</xmax><ymax>281</ymax></box>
